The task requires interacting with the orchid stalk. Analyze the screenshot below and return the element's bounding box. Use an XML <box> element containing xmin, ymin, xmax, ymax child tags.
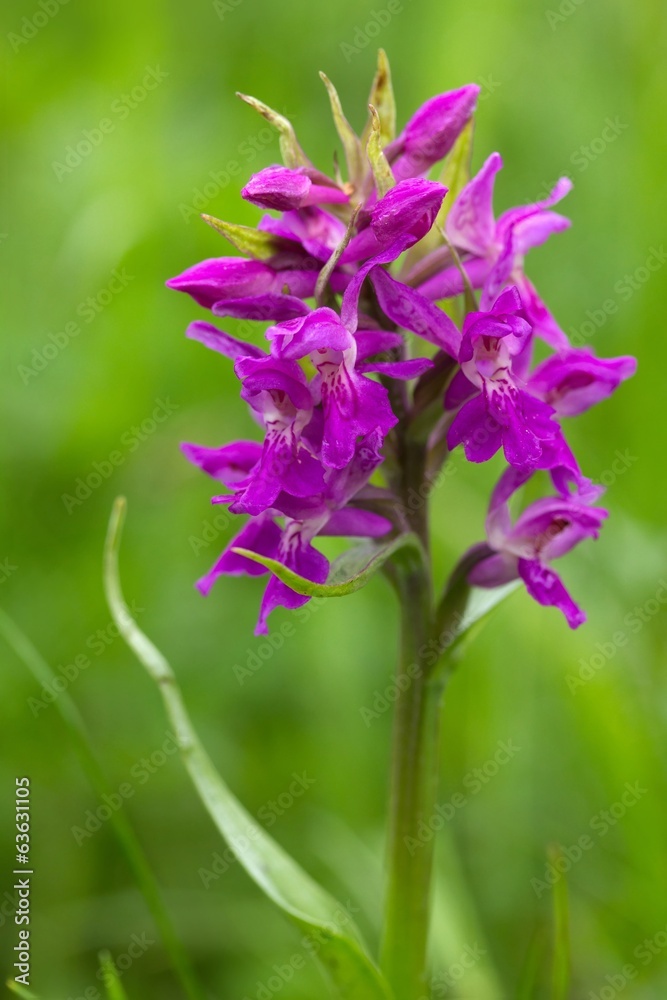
<box><xmin>160</xmin><ymin>51</ymin><xmax>636</xmax><ymax>999</ymax></box>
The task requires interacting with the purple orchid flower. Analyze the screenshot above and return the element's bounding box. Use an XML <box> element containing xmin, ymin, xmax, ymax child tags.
<box><xmin>166</xmin><ymin>256</ymin><xmax>320</xmax><ymax>317</ymax></box>
<box><xmin>242</xmin><ymin>164</ymin><xmax>350</xmax><ymax>211</ymax></box>
<box><xmin>181</xmin><ymin>310</ymin><xmax>427</xmax><ymax>515</ymax></box>
<box><xmin>446</xmin><ymin>287</ymin><xmax>560</xmax><ymax>469</ymax></box>
<box><xmin>257</xmin><ymin>208</ymin><xmax>349</xmax><ymax>265</ymax></box>
<box><xmin>181</xmin><ymin>321</ymin><xmax>324</xmax><ymax>514</ymax></box>
<box><xmin>266</xmin><ymin>307</ymin><xmax>432</xmax><ymax>468</ymax></box>
<box><xmin>166</xmin><ymin>207</ymin><xmax>352</xmax><ymax>321</ymax></box>
<box><xmin>369</xmin><ymin>266</ymin><xmax>461</xmax><ymax>357</ymax></box>
<box><xmin>181</xmin><ymin>439</ymin><xmax>263</xmax><ymax>488</ymax></box>
<box><xmin>384</xmin><ymin>85</ymin><xmax>480</xmax><ymax>181</ymax></box>
<box><xmin>197</xmin><ymin>431</ymin><xmax>393</xmax><ymax>634</ymax></box>
<box><xmin>343</xmin><ymin>178</ymin><xmax>448</xmax><ymax>263</ymax></box>
<box><xmin>415</xmin><ymin>153</ymin><xmax>573</xmax><ymax>348</ymax></box>
<box><xmin>468</xmin><ymin>467</ymin><xmax>608</xmax><ymax>628</ymax></box>
<box><xmin>231</xmin><ymin>355</ymin><xmax>326</xmax><ymax>514</ymax></box>
<box><xmin>172</xmin><ymin>65</ymin><xmax>637</xmax><ymax>644</ymax></box>
<box><xmin>527</xmin><ymin>347</ymin><xmax>637</xmax><ymax>416</ymax></box>
<box><xmin>197</xmin><ymin>512</ymin><xmax>330</xmax><ymax>635</ymax></box>
<box><xmin>341</xmin><ymin>179</ymin><xmax>448</xmax><ymax>330</ymax></box>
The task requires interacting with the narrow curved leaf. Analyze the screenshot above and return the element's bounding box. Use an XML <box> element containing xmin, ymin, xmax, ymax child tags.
<box><xmin>237</xmin><ymin>92</ymin><xmax>311</xmax><ymax>169</ymax></box>
<box><xmin>232</xmin><ymin>533</ymin><xmax>423</xmax><ymax>599</ymax></box>
<box><xmin>104</xmin><ymin>498</ymin><xmax>392</xmax><ymax>1000</ymax></box>
<box><xmin>320</xmin><ymin>73</ymin><xmax>365</xmax><ymax>190</ymax></box>
<box><xmin>363</xmin><ymin>50</ymin><xmax>396</xmax><ymax>147</ymax></box>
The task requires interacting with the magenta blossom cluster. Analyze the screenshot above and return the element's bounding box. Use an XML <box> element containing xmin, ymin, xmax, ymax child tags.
<box><xmin>169</xmin><ymin>69</ymin><xmax>635</xmax><ymax>634</ymax></box>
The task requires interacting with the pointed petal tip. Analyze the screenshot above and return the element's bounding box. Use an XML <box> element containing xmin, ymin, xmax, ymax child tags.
<box><xmin>568</xmin><ymin>608</ymin><xmax>587</xmax><ymax>629</ymax></box>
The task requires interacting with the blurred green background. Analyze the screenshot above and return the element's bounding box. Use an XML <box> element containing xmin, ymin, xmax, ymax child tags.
<box><xmin>2</xmin><ymin>0</ymin><xmax>666</xmax><ymax>996</ymax></box>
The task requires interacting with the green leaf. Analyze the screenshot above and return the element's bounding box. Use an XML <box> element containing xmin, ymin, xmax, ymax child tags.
<box><xmin>319</xmin><ymin>73</ymin><xmax>365</xmax><ymax>191</ymax></box>
<box><xmin>6</xmin><ymin>982</ymin><xmax>39</xmax><ymax>999</ymax></box>
<box><xmin>99</xmin><ymin>952</ymin><xmax>129</xmax><ymax>1000</ymax></box>
<box><xmin>0</xmin><ymin>611</ymin><xmax>206</xmax><ymax>1000</ymax></box>
<box><xmin>236</xmin><ymin>92</ymin><xmax>310</xmax><ymax>169</ymax></box>
<box><xmin>201</xmin><ymin>215</ymin><xmax>290</xmax><ymax>260</ymax></box>
<box><xmin>104</xmin><ymin>498</ymin><xmax>393</xmax><ymax>1000</ymax></box>
<box><xmin>232</xmin><ymin>533</ymin><xmax>423</xmax><ymax>599</ymax></box>
<box><xmin>366</xmin><ymin>106</ymin><xmax>395</xmax><ymax>199</ymax></box>
<box><xmin>362</xmin><ymin>49</ymin><xmax>396</xmax><ymax>147</ymax></box>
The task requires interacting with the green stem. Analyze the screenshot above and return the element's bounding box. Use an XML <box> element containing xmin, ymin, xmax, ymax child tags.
<box><xmin>380</xmin><ymin>560</ymin><xmax>445</xmax><ymax>999</ymax></box>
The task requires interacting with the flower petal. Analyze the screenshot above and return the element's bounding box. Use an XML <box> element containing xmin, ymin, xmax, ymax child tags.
<box><xmin>186</xmin><ymin>321</ymin><xmax>266</xmax><ymax>360</ymax></box>
<box><xmin>517</xmin><ymin>557</ymin><xmax>586</xmax><ymax>629</ymax></box>
<box><xmin>386</xmin><ymin>86</ymin><xmax>480</xmax><ymax>180</ymax></box>
<box><xmin>197</xmin><ymin>515</ymin><xmax>282</xmax><ymax>593</ymax></box>
<box><xmin>167</xmin><ymin>258</ymin><xmax>274</xmax><ymax>309</ymax></box>
<box><xmin>469</xmin><ymin>551</ymin><xmax>519</xmax><ymax>588</ymax></box>
<box><xmin>213</xmin><ymin>294</ymin><xmax>311</xmax><ymax>322</ymax></box>
<box><xmin>181</xmin><ymin>440</ymin><xmax>261</xmax><ymax>485</ymax></box>
<box><xmin>256</xmin><ymin>528</ymin><xmax>329</xmax><ymax>634</ymax></box>
<box><xmin>371</xmin><ymin>178</ymin><xmax>447</xmax><ymax>247</ymax></box>
<box><xmin>529</xmin><ymin>348</ymin><xmax>637</xmax><ymax>416</ymax></box>
<box><xmin>359</xmin><ymin>357</ymin><xmax>434</xmax><ymax>379</ymax></box>
<box><xmin>321</xmin><ymin>508</ymin><xmax>392</xmax><ymax>537</ymax></box>
<box><xmin>242</xmin><ymin>165</ymin><xmax>312</xmax><ymax>211</ymax></box>
<box><xmin>447</xmin><ymin>393</ymin><xmax>503</xmax><ymax>463</ymax></box>
<box><xmin>516</xmin><ymin>276</ymin><xmax>570</xmax><ymax>351</ymax></box>
<box><xmin>354</xmin><ymin>329</ymin><xmax>404</xmax><ymax>360</ymax></box>
<box><xmin>267</xmin><ymin>308</ymin><xmax>353</xmax><ymax>360</ymax></box>
<box><xmin>370</xmin><ymin>267</ymin><xmax>461</xmax><ymax>356</ymax></box>
<box><xmin>446</xmin><ymin>152</ymin><xmax>503</xmax><ymax>257</ymax></box>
